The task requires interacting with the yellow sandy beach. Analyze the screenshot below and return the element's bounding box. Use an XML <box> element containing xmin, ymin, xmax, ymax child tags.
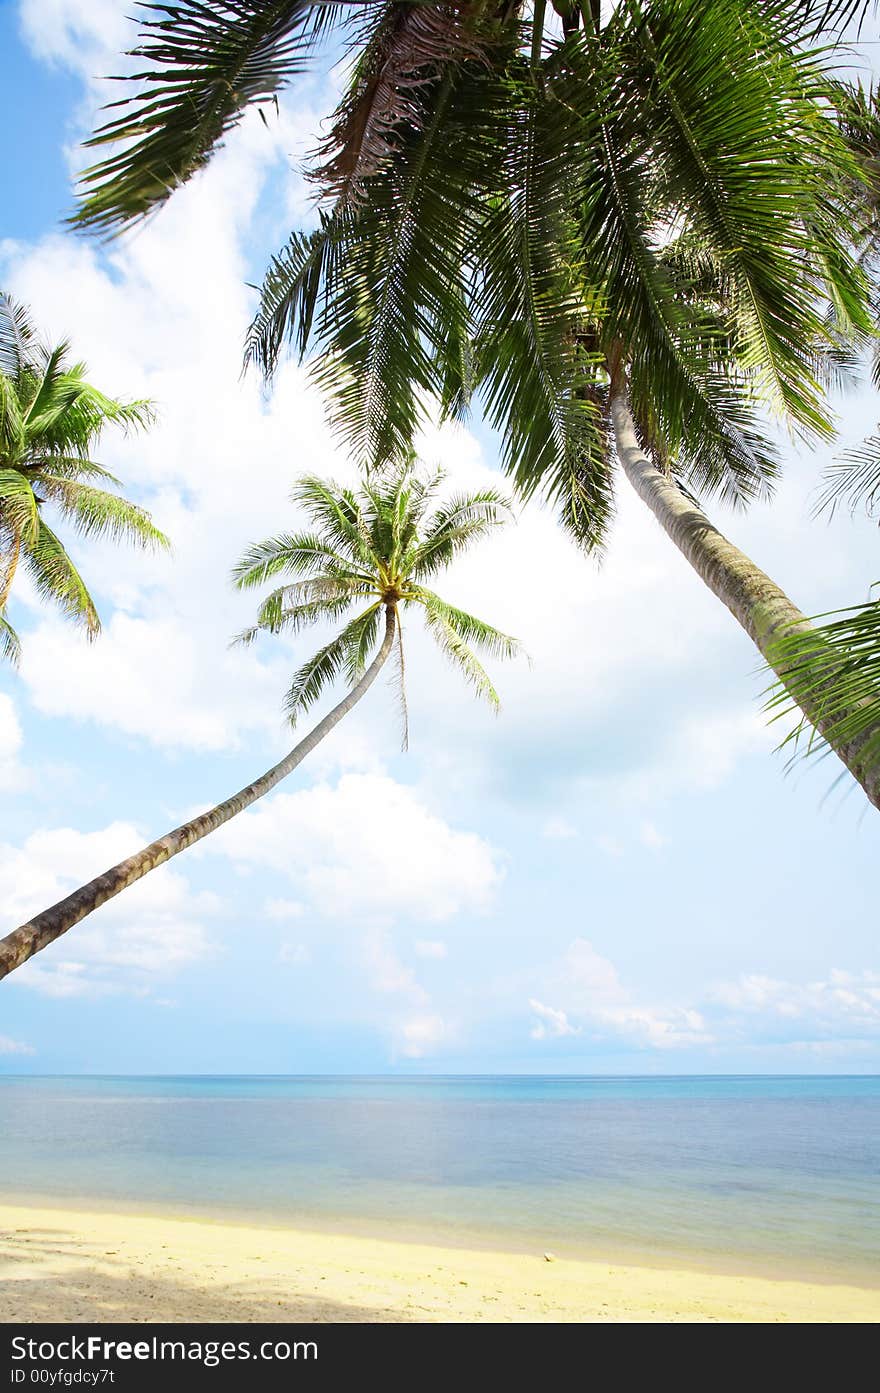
<box><xmin>0</xmin><ymin>1203</ymin><xmax>877</xmax><ymax>1324</ymax></box>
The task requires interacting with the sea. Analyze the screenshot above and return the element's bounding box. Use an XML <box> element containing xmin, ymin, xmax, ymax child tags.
<box><xmin>1</xmin><ymin>1074</ymin><xmax>877</xmax><ymax>1283</ymax></box>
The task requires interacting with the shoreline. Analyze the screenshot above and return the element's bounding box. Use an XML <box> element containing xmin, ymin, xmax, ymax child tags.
<box><xmin>3</xmin><ymin>1187</ymin><xmax>878</xmax><ymax>1292</ymax></box>
<box><xmin>1</xmin><ymin>1202</ymin><xmax>878</xmax><ymax>1324</ymax></box>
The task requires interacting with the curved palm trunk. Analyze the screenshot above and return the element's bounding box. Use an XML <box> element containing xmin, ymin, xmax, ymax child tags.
<box><xmin>610</xmin><ymin>393</ymin><xmax>880</xmax><ymax>810</ymax></box>
<box><xmin>0</xmin><ymin>606</ymin><xmax>397</xmax><ymax>981</ymax></box>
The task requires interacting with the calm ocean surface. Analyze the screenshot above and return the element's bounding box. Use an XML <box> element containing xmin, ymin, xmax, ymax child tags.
<box><xmin>1</xmin><ymin>1075</ymin><xmax>878</xmax><ymax>1281</ymax></box>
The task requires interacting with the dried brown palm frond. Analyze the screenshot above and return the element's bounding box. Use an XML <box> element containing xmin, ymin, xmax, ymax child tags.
<box><xmin>310</xmin><ymin>2</ymin><xmax>496</xmax><ymax>202</ymax></box>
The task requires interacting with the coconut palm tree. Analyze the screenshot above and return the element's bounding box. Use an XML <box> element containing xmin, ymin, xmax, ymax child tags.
<box><xmin>68</xmin><ymin>1</ymin><xmax>880</xmax><ymax>807</ymax></box>
<box><xmin>0</xmin><ymin>459</ymin><xmax>519</xmax><ymax>980</ymax></box>
<box><xmin>0</xmin><ymin>293</ymin><xmax>167</xmax><ymax>661</ymax></box>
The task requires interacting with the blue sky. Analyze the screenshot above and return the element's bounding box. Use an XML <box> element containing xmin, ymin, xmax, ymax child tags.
<box><xmin>0</xmin><ymin>0</ymin><xmax>877</xmax><ymax>1075</ymax></box>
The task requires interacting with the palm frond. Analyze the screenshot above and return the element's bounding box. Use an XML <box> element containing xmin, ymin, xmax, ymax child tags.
<box><xmin>798</xmin><ymin>0</ymin><xmax>875</xmax><ymax>37</ymax></box>
<box><xmin>0</xmin><ymin>299</ymin><xmax>162</xmax><ymax>655</ymax></box>
<box><xmin>291</xmin><ymin>476</ymin><xmax>376</xmax><ymax>567</ymax></box>
<box><xmin>232</xmin><ymin>530</ymin><xmax>357</xmax><ymax>589</ymax></box>
<box><xmin>25</xmin><ymin>374</ymin><xmax>154</xmax><ymax>456</ymax></box>
<box><xmin>576</xmin><ymin>66</ymin><xmax>780</xmax><ymax>508</ymax></box>
<box><xmin>549</xmin><ymin>384</ymin><xmax>616</xmax><ymax>551</ymax></box>
<box><xmin>413</xmin><ymin>586</ymin><xmax>520</xmax><ymax>663</ymax></box>
<box><xmin>284</xmin><ymin>601</ymin><xmax>386</xmax><ymax>723</ymax></box>
<box><xmin>0</xmin><ymin>610</ymin><xmax>21</xmax><ymax>666</ymax></box>
<box><xmin>32</xmin><ymin>456</ymin><xmax>122</xmax><ymax>486</ymax></box>
<box><xmin>21</xmin><ymin>518</ymin><xmax>100</xmax><ymax>634</ymax></box>
<box><xmin>310</xmin><ymin>0</ymin><xmax>492</xmax><ymax>201</ymax></box>
<box><xmin>244</xmin><ymin>211</ymin><xmax>345</xmax><ymax>376</ymax></box>
<box><xmin>409</xmin><ymin>488</ymin><xmax>511</xmax><ymax>578</ymax></box>
<box><xmin>420</xmin><ymin>590</ymin><xmax>503</xmax><ymax>710</ymax></box>
<box><xmin>473</xmin><ymin>70</ymin><xmax>608</xmax><ymax>514</ymax></box>
<box><xmin>72</xmin><ymin>0</ymin><xmax>342</xmax><ymax>235</ymax></box>
<box><xmin>0</xmin><ymin>373</ymin><xmax>25</xmax><ymax>456</ymax></box>
<box><xmin>0</xmin><ymin>294</ymin><xmax>39</xmax><ymax>380</ymax></box>
<box><xmin>341</xmin><ymin>598</ymin><xmax>382</xmax><ymax>683</ymax></box>
<box><xmin>389</xmin><ymin>602</ymin><xmax>409</xmax><ymax>750</ymax></box>
<box><xmin>254</xmin><ymin>62</ymin><xmax>502</xmax><ymax>467</ymax></box>
<box><xmin>815</xmin><ymin>433</ymin><xmax>880</xmax><ymax>518</ymax></box>
<box><xmin>765</xmin><ymin>593</ymin><xmax>880</xmax><ymax>776</ymax></box>
<box><xmin>627</xmin><ymin>0</ymin><xmax>866</xmax><ymax>432</ymax></box>
<box><xmin>310</xmin><ymin>65</ymin><xmax>471</xmax><ymax>468</ymax></box>
<box><xmin>0</xmin><ymin>470</ymin><xmax>40</xmax><ymax>547</ymax></box>
<box><xmin>39</xmin><ymin>478</ymin><xmax>170</xmax><ymax>550</ymax></box>
<box><xmin>235</xmin><ymin>590</ymin><xmax>353</xmax><ymax>645</ymax></box>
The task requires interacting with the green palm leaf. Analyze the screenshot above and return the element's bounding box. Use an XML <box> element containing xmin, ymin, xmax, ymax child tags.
<box><xmin>765</xmin><ymin>594</ymin><xmax>880</xmax><ymax>779</ymax></box>
<box><xmin>0</xmin><ymin>294</ymin><xmax>38</xmax><ymax>381</ymax></box>
<box><xmin>72</xmin><ymin>0</ymin><xmax>341</xmax><ymax>235</ymax></box>
<box><xmin>231</xmin><ymin>530</ymin><xmax>357</xmax><ymax>589</ymax></box>
<box><xmin>0</xmin><ymin>611</ymin><xmax>21</xmax><ymax>666</ymax></box>
<box><xmin>39</xmin><ymin>478</ymin><xmax>170</xmax><ymax>550</ymax></box>
<box><xmin>21</xmin><ymin>518</ymin><xmax>100</xmax><ymax>634</ymax></box>
<box><xmin>815</xmin><ymin>433</ymin><xmax>880</xmax><ymax>519</ymax></box>
<box><xmin>0</xmin><ymin>470</ymin><xmax>39</xmax><ymax>547</ymax></box>
<box><xmin>413</xmin><ymin>586</ymin><xmax>520</xmax><ymax>663</ymax></box>
<box><xmin>343</xmin><ymin>599</ymin><xmax>383</xmax><ymax>684</ymax></box>
<box><xmin>420</xmin><ymin>591</ymin><xmax>503</xmax><ymax>711</ymax></box>
<box><xmin>284</xmin><ymin>603</ymin><xmax>383</xmax><ymax>723</ymax></box>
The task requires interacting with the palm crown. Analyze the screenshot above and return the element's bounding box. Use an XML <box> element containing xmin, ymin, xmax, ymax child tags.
<box><xmin>233</xmin><ymin>459</ymin><xmax>520</xmax><ymax>741</ymax></box>
<box><xmin>0</xmin><ymin>294</ymin><xmax>168</xmax><ymax>663</ymax></box>
<box><xmin>73</xmin><ymin>1</ymin><xmax>873</xmax><ymax>546</ymax></box>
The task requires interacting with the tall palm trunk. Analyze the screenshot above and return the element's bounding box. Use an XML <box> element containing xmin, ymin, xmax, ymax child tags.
<box><xmin>610</xmin><ymin>393</ymin><xmax>880</xmax><ymax>810</ymax></box>
<box><xmin>0</xmin><ymin>606</ymin><xmax>397</xmax><ymax>981</ymax></box>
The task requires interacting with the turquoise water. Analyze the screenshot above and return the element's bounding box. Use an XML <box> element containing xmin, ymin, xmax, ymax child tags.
<box><xmin>1</xmin><ymin>1075</ymin><xmax>878</xmax><ymax>1281</ymax></box>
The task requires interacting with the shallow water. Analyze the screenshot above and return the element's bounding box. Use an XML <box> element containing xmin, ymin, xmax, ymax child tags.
<box><xmin>1</xmin><ymin>1074</ymin><xmax>877</xmax><ymax>1281</ymax></box>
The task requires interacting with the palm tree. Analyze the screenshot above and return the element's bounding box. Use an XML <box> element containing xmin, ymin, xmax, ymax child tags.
<box><xmin>0</xmin><ymin>293</ymin><xmax>167</xmax><ymax>661</ymax></box>
<box><xmin>68</xmin><ymin>1</ymin><xmax>880</xmax><ymax>808</ymax></box>
<box><xmin>0</xmin><ymin>459</ymin><xmax>518</xmax><ymax>980</ymax></box>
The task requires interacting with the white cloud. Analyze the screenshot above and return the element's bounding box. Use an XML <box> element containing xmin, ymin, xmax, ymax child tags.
<box><xmin>398</xmin><ymin>1013</ymin><xmax>449</xmax><ymax>1058</ymax></box>
<box><xmin>529</xmin><ymin>999</ymin><xmax>580</xmax><ymax>1039</ymax></box>
<box><xmin>415</xmin><ymin>939</ymin><xmax>448</xmax><ymax>959</ymax></box>
<box><xmin>528</xmin><ymin>954</ymin><xmax>880</xmax><ymax>1056</ymax></box>
<box><xmin>362</xmin><ymin>927</ymin><xmax>427</xmax><ymax>1002</ymax></box>
<box><xmin>278</xmin><ymin>941</ymin><xmax>310</xmax><ymax>966</ymax></box>
<box><xmin>19</xmin><ymin>0</ymin><xmax>130</xmax><ymax>75</ymax></box>
<box><xmin>531</xmin><ymin>939</ymin><xmax>713</xmax><ymax>1050</ymax></box>
<box><xmin>213</xmin><ymin>783</ymin><xmax>469</xmax><ymax>1052</ymax></box>
<box><xmin>640</xmin><ymin>820</ymin><xmax>669</xmax><ymax>850</ymax></box>
<box><xmin>596</xmin><ymin>834</ymin><xmax>624</xmax><ymax>859</ymax></box>
<box><xmin>360</xmin><ymin>928</ymin><xmax>454</xmax><ymax>1060</ymax></box>
<box><xmin>542</xmin><ymin>816</ymin><xmax>577</xmax><ymax>840</ymax></box>
<box><xmin>264</xmin><ymin>898</ymin><xmax>305</xmax><ymax>921</ymax></box>
<box><xmin>665</xmin><ymin>709</ymin><xmax>775</xmax><ymax>792</ymax></box>
<box><xmin>0</xmin><ymin>694</ymin><xmax>26</xmax><ymax>792</ymax></box>
<box><xmin>710</xmin><ymin>969</ymin><xmax>880</xmax><ymax>1035</ymax></box>
<box><xmin>206</xmin><ymin>772</ymin><xmax>503</xmax><ymax>922</ymax></box>
<box><xmin>0</xmin><ymin>822</ymin><xmax>216</xmax><ymax>997</ymax></box>
<box><xmin>19</xmin><ymin>612</ymin><xmax>289</xmax><ymax>752</ymax></box>
<box><xmin>0</xmin><ymin>1034</ymin><xmax>34</xmax><ymax>1055</ymax></box>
